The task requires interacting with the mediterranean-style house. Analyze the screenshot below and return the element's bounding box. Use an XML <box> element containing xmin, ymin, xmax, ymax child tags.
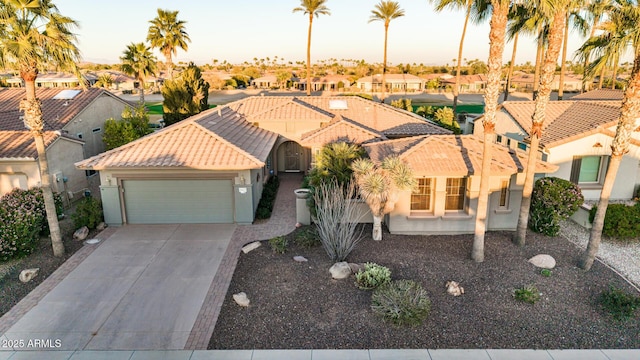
<box><xmin>472</xmin><ymin>89</ymin><xmax>640</xmax><ymax>203</ymax></box>
<box><xmin>356</xmin><ymin>74</ymin><xmax>425</xmax><ymax>93</ymax></box>
<box><xmin>6</xmin><ymin>72</ymin><xmax>98</xmax><ymax>88</ymax></box>
<box><xmin>0</xmin><ymin>87</ymin><xmax>132</xmax><ymax>199</ymax></box>
<box><xmin>76</xmin><ymin>95</ymin><xmax>557</xmax><ymax>235</ymax></box>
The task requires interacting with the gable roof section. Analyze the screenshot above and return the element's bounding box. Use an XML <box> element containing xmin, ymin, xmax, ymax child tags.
<box><xmin>365</xmin><ymin>135</ymin><xmax>557</xmax><ymax>176</ymax></box>
<box><xmin>0</xmin><ymin>87</ymin><xmax>129</xmax><ymax>131</ymax></box>
<box><xmin>0</xmin><ymin>131</ymin><xmax>82</xmax><ymax>160</ymax></box>
<box><xmin>571</xmin><ymin>89</ymin><xmax>624</xmax><ymax>101</ymax></box>
<box><xmin>501</xmin><ymin>100</ymin><xmax>621</xmax><ymax>148</ymax></box>
<box><xmin>76</xmin><ymin>107</ymin><xmax>278</xmax><ymax>171</ymax></box>
<box><xmin>300</xmin><ymin>115</ymin><xmax>386</xmax><ymax>146</ymax></box>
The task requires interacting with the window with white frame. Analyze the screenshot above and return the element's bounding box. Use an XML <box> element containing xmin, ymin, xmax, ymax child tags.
<box><xmin>570</xmin><ymin>156</ymin><xmax>607</xmax><ymax>185</ymax></box>
<box><xmin>445</xmin><ymin>178</ymin><xmax>467</xmax><ymax>211</ymax></box>
<box><xmin>411</xmin><ymin>178</ymin><xmax>433</xmax><ymax>212</ymax></box>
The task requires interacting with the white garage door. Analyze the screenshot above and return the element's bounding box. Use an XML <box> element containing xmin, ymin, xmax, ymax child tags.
<box><xmin>123</xmin><ymin>179</ymin><xmax>234</xmax><ymax>224</ymax></box>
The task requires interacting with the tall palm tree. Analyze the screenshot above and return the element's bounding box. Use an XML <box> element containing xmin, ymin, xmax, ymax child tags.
<box><xmin>147</xmin><ymin>8</ymin><xmax>190</xmax><ymax>80</ymax></box>
<box><xmin>557</xmin><ymin>0</ymin><xmax>588</xmax><ymax>100</ymax></box>
<box><xmin>514</xmin><ymin>0</ymin><xmax>570</xmax><ymax>246</ymax></box>
<box><xmin>580</xmin><ymin>0</ymin><xmax>612</xmax><ymax>91</ymax></box>
<box><xmin>352</xmin><ymin>156</ymin><xmax>416</xmax><ymax>241</ymax></box>
<box><xmin>429</xmin><ymin>0</ymin><xmax>490</xmax><ymax>113</ymax></box>
<box><xmin>293</xmin><ymin>0</ymin><xmax>330</xmax><ymax>96</ymax></box>
<box><xmin>580</xmin><ymin>0</ymin><xmax>640</xmax><ymax>270</ymax></box>
<box><xmin>472</xmin><ymin>0</ymin><xmax>511</xmax><ymax>262</ymax></box>
<box><xmin>121</xmin><ymin>42</ymin><xmax>158</xmax><ymax>104</ymax></box>
<box><xmin>369</xmin><ymin>1</ymin><xmax>405</xmax><ymax>102</ymax></box>
<box><xmin>0</xmin><ymin>0</ymin><xmax>82</xmax><ymax>257</ymax></box>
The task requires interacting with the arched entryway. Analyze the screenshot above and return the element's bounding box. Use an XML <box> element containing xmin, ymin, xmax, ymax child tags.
<box><xmin>276</xmin><ymin>141</ymin><xmax>308</xmax><ymax>172</ymax></box>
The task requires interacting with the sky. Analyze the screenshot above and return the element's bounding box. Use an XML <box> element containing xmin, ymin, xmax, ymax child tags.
<box><xmin>56</xmin><ymin>0</ymin><xmax>594</xmax><ymax>67</ymax></box>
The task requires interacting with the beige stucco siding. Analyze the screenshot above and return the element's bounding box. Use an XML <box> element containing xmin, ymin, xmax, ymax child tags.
<box><xmin>0</xmin><ymin>161</ymin><xmax>39</xmax><ymax>195</ymax></box>
<box><xmin>46</xmin><ymin>138</ymin><xmax>88</xmax><ymax>198</ymax></box>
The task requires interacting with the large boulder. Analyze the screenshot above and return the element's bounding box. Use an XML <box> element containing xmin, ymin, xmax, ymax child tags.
<box><xmin>293</xmin><ymin>256</ymin><xmax>308</xmax><ymax>262</ymax></box>
<box><xmin>19</xmin><ymin>268</ymin><xmax>39</xmax><ymax>283</ymax></box>
<box><xmin>241</xmin><ymin>241</ymin><xmax>261</xmax><ymax>254</ymax></box>
<box><xmin>329</xmin><ymin>262</ymin><xmax>352</xmax><ymax>279</ymax></box>
<box><xmin>73</xmin><ymin>226</ymin><xmax>89</xmax><ymax>241</ymax></box>
<box><xmin>528</xmin><ymin>254</ymin><xmax>556</xmax><ymax>269</ymax></box>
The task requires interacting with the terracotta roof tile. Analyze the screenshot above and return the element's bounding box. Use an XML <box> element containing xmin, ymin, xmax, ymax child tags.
<box><xmin>365</xmin><ymin>135</ymin><xmax>557</xmax><ymax>176</ymax></box>
<box><xmin>571</xmin><ymin>89</ymin><xmax>624</xmax><ymax>101</ymax></box>
<box><xmin>0</xmin><ymin>131</ymin><xmax>81</xmax><ymax>159</ymax></box>
<box><xmin>300</xmin><ymin>115</ymin><xmax>386</xmax><ymax>146</ymax></box>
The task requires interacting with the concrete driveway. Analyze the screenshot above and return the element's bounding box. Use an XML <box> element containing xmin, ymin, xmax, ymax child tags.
<box><xmin>1</xmin><ymin>223</ymin><xmax>236</xmax><ymax>350</ymax></box>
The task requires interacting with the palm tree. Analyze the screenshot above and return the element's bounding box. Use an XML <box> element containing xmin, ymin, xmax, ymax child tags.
<box><xmin>472</xmin><ymin>0</ymin><xmax>511</xmax><ymax>262</ymax></box>
<box><xmin>95</xmin><ymin>73</ymin><xmax>114</xmax><ymax>88</ymax></box>
<box><xmin>369</xmin><ymin>1</ymin><xmax>405</xmax><ymax>102</ymax></box>
<box><xmin>0</xmin><ymin>0</ymin><xmax>82</xmax><ymax>257</ymax></box>
<box><xmin>429</xmin><ymin>0</ymin><xmax>490</xmax><ymax>113</ymax></box>
<box><xmin>352</xmin><ymin>156</ymin><xmax>416</xmax><ymax>241</ymax></box>
<box><xmin>514</xmin><ymin>0</ymin><xmax>570</xmax><ymax>246</ymax></box>
<box><xmin>147</xmin><ymin>8</ymin><xmax>190</xmax><ymax>79</ymax></box>
<box><xmin>557</xmin><ymin>0</ymin><xmax>588</xmax><ymax>100</ymax></box>
<box><xmin>121</xmin><ymin>42</ymin><xmax>158</xmax><ymax>104</ymax></box>
<box><xmin>580</xmin><ymin>0</ymin><xmax>640</xmax><ymax>270</ymax></box>
<box><xmin>580</xmin><ymin>0</ymin><xmax>612</xmax><ymax>91</ymax></box>
<box><xmin>293</xmin><ymin>0</ymin><xmax>331</xmax><ymax>96</ymax></box>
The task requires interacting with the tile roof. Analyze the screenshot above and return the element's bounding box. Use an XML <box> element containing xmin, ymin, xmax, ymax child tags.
<box><xmin>300</xmin><ymin>115</ymin><xmax>386</xmax><ymax>146</ymax></box>
<box><xmin>570</xmin><ymin>89</ymin><xmax>624</xmax><ymax>101</ymax></box>
<box><xmin>0</xmin><ymin>87</ymin><xmax>127</xmax><ymax>131</ymax></box>
<box><xmin>226</xmin><ymin>96</ymin><xmax>450</xmax><ymax>137</ymax></box>
<box><xmin>365</xmin><ymin>135</ymin><xmax>557</xmax><ymax>176</ymax></box>
<box><xmin>0</xmin><ymin>131</ymin><xmax>82</xmax><ymax>159</ymax></box>
<box><xmin>501</xmin><ymin>100</ymin><xmax>621</xmax><ymax>147</ymax></box>
<box><xmin>76</xmin><ymin>107</ymin><xmax>278</xmax><ymax>171</ymax></box>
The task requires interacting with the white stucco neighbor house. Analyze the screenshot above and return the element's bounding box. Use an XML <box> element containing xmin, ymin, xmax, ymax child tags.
<box><xmin>0</xmin><ymin>87</ymin><xmax>132</xmax><ymax>199</ymax></box>
<box><xmin>77</xmin><ymin>95</ymin><xmax>557</xmax><ymax>234</ymax></box>
<box><xmin>473</xmin><ymin>89</ymin><xmax>640</xmax><ymax>204</ymax></box>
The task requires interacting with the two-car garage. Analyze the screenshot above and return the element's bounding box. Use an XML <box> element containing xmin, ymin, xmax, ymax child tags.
<box><xmin>122</xmin><ymin>179</ymin><xmax>234</xmax><ymax>224</ymax></box>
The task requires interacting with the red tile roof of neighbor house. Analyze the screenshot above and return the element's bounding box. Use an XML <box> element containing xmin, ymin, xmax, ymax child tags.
<box><xmin>300</xmin><ymin>115</ymin><xmax>386</xmax><ymax>146</ymax></box>
<box><xmin>364</xmin><ymin>135</ymin><xmax>558</xmax><ymax>176</ymax></box>
<box><xmin>570</xmin><ymin>89</ymin><xmax>624</xmax><ymax>101</ymax></box>
<box><xmin>226</xmin><ymin>96</ymin><xmax>450</xmax><ymax>137</ymax></box>
<box><xmin>0</xmin><ymin>131</ymin><xmax>83</xmax><ymax>159</ymax></box>
<box><xmin>501</xmin><ymin>100</ymin><xmax>622</xmax><ymax>148</ymax></box>
<box><xmin>76</xmin><ymin>106</ymin><xmax>279</xmax><ymax>171</ymax></box>
<box><xmin>0</xmin><ymin>87</ymin><xmax>126</xmax><ymax>131</ymax></box>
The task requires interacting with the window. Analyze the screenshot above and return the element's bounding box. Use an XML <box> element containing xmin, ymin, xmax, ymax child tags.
<box><xmin>445</xmin><ymin>178</ymin><xmax>467</xmax><ymax>211</ymax></box>
<box><xmin>411</xmin><ymin>178</ymin><xmax>433</xmax><ymax>211</ymax></box>
<box><xmin>496</xmin><ymin>135</ymin><xmax>503</xmax><ymax>144</ymax></box>
<box><xmin>570</xmin><ymin>156</ymin><xmax>607</xmax><ymax>184</ymax></box>
<box><xmin>498</xmin><ymin>179</ymin><xmax>510</xmax><ymax>208</ymax></box>
<box><xmin>76</xmin><ymin>132</ymin><xmax>83</xmax><ymax>139</ymax></box>
<box><xmin>517</xmin><ymin>142</ymin><xmax>527</xmax><ymax>151</ymax></box>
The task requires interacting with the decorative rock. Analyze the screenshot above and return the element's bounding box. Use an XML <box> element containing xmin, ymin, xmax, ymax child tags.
<box><xmin>329</xmin><ymin>262</ymin><xmax>352</xmax><ymax>279</ymax></box>
<box><xmin>293</xmin><ymin>256</ymin><xmax>308</xmax><ymax>262</ymax></box>
<box><xmin>96</xmin><ymin>222</ymin><xmax>106</xmax><ymax>231</ymax></box>
<box><xmin>295</xmin><ymin>222</ymin><xmax>303</xmax><ymax>228</ymax></box>
<box><xmin>73</xmin><ymin>226</ymin><xmax>89</xmax><ymax>241</ymax></box>
<box><xmin>242</xmin><ymin>241</ymin><xmax>261</xmax><ymax>254</ymax></box>
<box><xmin>233</xmin><ymin>292</ymin><xmax>250</xmax><ymax>307</ymax></box>
<box><xmin>528</xmin><ymin>254</ymin><xmax>556</xmax><ymax>269</ymax></box>
<box><xmin>446</xmin><ymin>281</ymin><xmax>464</xmax><ymax>296</ymax></box>
<box><xmin>349</xmin><ymin>263</ymin><xmax>365</xmax><ymax>274</ymax></box>
<box><xmin>19</xmin><ymin>268</ymin><xmax>39</xmax><ymax>283</ymax></box>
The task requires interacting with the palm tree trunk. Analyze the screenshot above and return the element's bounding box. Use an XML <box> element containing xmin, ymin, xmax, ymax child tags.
<box><xmin>598</xmin><ymin>65</ymin><xmax>606</xmax><ymax>89</ymax></box>
<box><xmin>139</xmin><ymin>76</ymin><xmax>145</xmax><ymax>104</ymax></box>
<box><xmin>473</xmin><ymin>0</ymin><xmax>508</xmax><ymax>262</ymax></box>
<box><xmin>503</xmin><ymin>33</ymin><xmax>519</xmax><ymax>102</ymax></box>
<box><xmin>533</xmin><ymin>28</ymin><xmax>544</xmax><ymax>100</ymax></box>
<box><xmin>381</xmin><ymin>22</ymin><xmax>389</xmax><ymax>102</ymax></box>
<box><xmin>610</xmin><ymin>57</ymin><xmax>618</xmax><ymax>89</ymax></box>
<box><xmin>580</xmin><ymin>52</ymin><xmax>640</xmax><ymax>270</ymax></box>
<box><xmin>372</xmin><ymin>215</ymin><xmax>383</xmax><ymax>241</ymax></box>
<box><xmin>453</xmin><ymin>0</ymin><xmax>473</xmax><ymax>114</ymax></box>
<box><xmin>165</xmin><ymin>50</ymin><xmax>174</xmax><ymax>79</ymax></box>
<box><xmin>558</xmin><ymin>14</ymin><xmax>570</xmax><ymax>100</ymax></box>
<box><xmin>583</xmin><ymin>21</ymin><xmax>598</xmax><ymax>92</ymax></box>
<box><xmin>515</xmin><ymin>10</ymin><xmax>567</xmax><ymax>246</ymax></box>
<box><xmin>306</xmin><ymin>14</ymin><xmax>313</xmax><ymax>96</ymax></box>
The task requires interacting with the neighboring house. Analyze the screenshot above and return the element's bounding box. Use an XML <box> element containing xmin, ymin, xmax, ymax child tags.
<box><xmin>441</xmin><ymin>74</ymin><xmax>488</xmax><ymax>92</ymax></box>
<box><xmin>472</xmin><ymin>89</ymin><xmax>640</xmax><ymax>202</ymax></box>
<box><xmin>6</xmin><ymin>72</ymin><xmax>97</xmax><ymax>88</ymax></box>
<box><xmin>91</xmin><ymin>70</ymin><xmax>137</xmax><ymax>91</ymax></box>
<box><xmin>251</xmin><ymin>75</ymin><xmax>279</xmax><ymax>89</ymax></box>
<box><xmin>296</xmin><ymin>75</ymin><xmax>352</xmax><ymax>92</ymax></box>
<box><xmin>0</xmin><ymin>87</ymin><xmax>132</xmax><ymax>198</ymax></box>
<box><xmin>76</xmin><ymin>94</ymin><xmax>556</xmax><ymax>235</ymax></box>
<box><xmin>356</xmin><ymin>74</ymin><xmax>425</xmax><ymax>92</ymax></box>
<box><xmin>509</xmin><ymin>72</ymin><xmax>583</xmax><ymax>93</ymax></box>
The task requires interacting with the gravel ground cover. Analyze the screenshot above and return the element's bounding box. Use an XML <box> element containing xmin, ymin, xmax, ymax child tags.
<box><xmin>210</xmin><ymin>226</ymin><xmax>640</xmax><ymax>349</ymax></box>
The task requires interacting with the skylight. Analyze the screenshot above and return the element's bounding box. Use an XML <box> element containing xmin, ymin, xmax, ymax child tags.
<box><xmin>329</xmin><ymin>99</ymin><xmax>348</xmax><ymax>110</ymax></box>
<box><xmin>53</xmin><ymin>89</ymin><xmax>81</xmax><ymax>100</ymax></box>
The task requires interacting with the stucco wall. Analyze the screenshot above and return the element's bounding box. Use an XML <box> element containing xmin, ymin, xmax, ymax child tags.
<box><xmin>46</xmin><ymin>138</ymin><xmax>88</xmax><ymax>200</ymax></box>
<box><xmin>0</xmin><ymin>161</ymin><xmax>39</xmax><ymax>195</ymax></box>
<box><xmin>62</xmin><ymin>94</ymin><xmax>130</xmax><ymax>157</ymax></box>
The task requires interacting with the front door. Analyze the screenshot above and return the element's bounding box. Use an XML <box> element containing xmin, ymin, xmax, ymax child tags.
<box><xmin>284</xmin><ymin>142</ymin><xmax>301</xmax><ymax>172</ymax></box>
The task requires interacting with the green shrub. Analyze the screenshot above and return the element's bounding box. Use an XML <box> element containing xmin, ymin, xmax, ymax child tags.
<box><xmin>268</xmin><ymin>236</ymin><xmax>288</xmax><ymax>254</ymax></box>
<box><xmin>589</xmin><ymin>203</ymin><xmax>640</xmax><ymax>240</ymax></box>
<box><xmin>294</xmin><ymin>226</ymin><xmax>320</xmax><ymax>248</ymax></box>
<box><xmin>599</xmin><ymin>286</ymin><xmax>640</xmax><ymax>321</ymax></box>
<box><xmin>355</xmin><ymin>262</ymin><xmax>391</xmax><ymax>290</ymax></box>
<box><xmin>371</xmin><ymin>280</ymin><xmax>431</xmax><ymax>326</ymax></box>
<box><xmin>529</xmin><ymin>177</ymin><xmax>584</xmax><ymax>236</ymax></box>
<box><xmin>390</xmin><ymin>98</ymin><xmax>412</xmax><ymax>111</ymax></box>
<box><xmin>255</xmin><ymin>176</ymin><xmax>280</xmax><ymax>220</ymax></box>
<box><xmin>540</xmin><ymin>269</ymin><xmax>552</xmax><ymax>277</ymax></box>
<box><xmin>0</xmin><ymin>188</ymin><xmax>48</xmax><ymax>261</ymax></box>
<box><xmin>71</xmin><ymin>197</ymin><xmax>104</xmax><ymax>230</ymax></box>
<box><xmin>514</xmin><ymin>285</ymin><xmax>541</xmax><ymax>304</ymax></box>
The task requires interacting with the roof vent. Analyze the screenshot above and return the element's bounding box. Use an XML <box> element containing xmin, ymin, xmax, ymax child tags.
<box><xmin>329</xmin><ymin>99</ymin><xmax>348</xmax><ymax>110</ymax></box>
<box><xmin>53</xmin><ymin>89</ymin><xmax>81</xmax><ymax>100</ymax></box>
